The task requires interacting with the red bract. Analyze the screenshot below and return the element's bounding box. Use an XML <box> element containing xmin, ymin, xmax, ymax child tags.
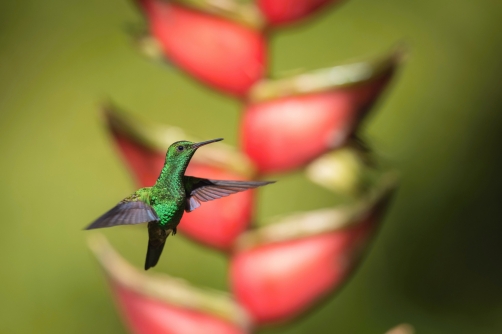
<box><xmin>229</xmin><ymin>174</ymin><xmax>397</xmax><ymax>324</ymax></box>
<box><xmin>180</xmin><ymin>164</ymin><xmax>255</xmax><ymax>249</ymax></box>
<box><xmin>230</xmin><ymin>215</ymin><xmax>376</xmax><ymax>324</ymax></box>
<box><xmin>138</xmin><ymin>0</ymin><xmax>267</xmax><ymax>96</ymax></box>
<box><xmin>258</xmin><ymin>0</ymin><xmax>341</xmax><ymax>26</ymax></box>
<box><xmin>88</xmin><ymin>235</ymin><xmax>250</xmax><ymax>334</ymax></box>
<box><xmin>241</xmin><ymin>52</ymin><xmax>399</xmax><ymax>174</ymax></box>
<box><xmin>112</xmin><ymin>284</ymin><xmax>246</xmax><ymax>334</ymax></box>
<box><xmin>113</xmin><ymin>129</ymin><xmax>165</xmax><ymax>186</ymax></box>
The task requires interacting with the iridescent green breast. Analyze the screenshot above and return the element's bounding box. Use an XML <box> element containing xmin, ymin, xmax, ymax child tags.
<box><xmin>148</xmin><ymin>183</ymin><xmax>186</xmax><ymax>228</ymax></box>
<box><xmin>152</xmin><ymin>201</ymin><xmax>184</xmax><ymax>228</ymax></box>
<box><xmin>149</xmin><ymin>148</ymin><xmax>190</xmax><ymax>228</ymax></box>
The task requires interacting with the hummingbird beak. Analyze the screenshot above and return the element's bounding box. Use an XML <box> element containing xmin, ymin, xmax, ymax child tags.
<box><xmin>193</xmin><ymin>138</ymin><xmax>223</xmax><ymax>149</ymax></box>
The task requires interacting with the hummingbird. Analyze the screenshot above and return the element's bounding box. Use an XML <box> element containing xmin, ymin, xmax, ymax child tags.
<box><xmin>86</xmin><ymin>138</ymin><xmax>274</xmax><ymax>270</ymax></box>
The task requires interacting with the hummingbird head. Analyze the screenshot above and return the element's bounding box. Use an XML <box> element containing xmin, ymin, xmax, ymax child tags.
<box><xmin>165</xmin><ymin>138</ymin><xmax>223</xmax><ymax>164</ymax></box>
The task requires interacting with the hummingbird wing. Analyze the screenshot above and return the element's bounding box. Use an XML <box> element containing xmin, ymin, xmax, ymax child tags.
<box><xmin>86</xmin><ymin>200</ymin><xmax>159</xmax><ymax>230</ymax></box>
<box><xmin>184</xmin><ymin>177</ymin><xmax>275</xmax><ymax>212</ymax></box>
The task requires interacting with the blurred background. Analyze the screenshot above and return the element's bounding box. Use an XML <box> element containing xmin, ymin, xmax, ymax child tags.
<box><xmin>1</xmin><ymin>0</ymin><xmax>502</xmax><ymax>333</ymax></box>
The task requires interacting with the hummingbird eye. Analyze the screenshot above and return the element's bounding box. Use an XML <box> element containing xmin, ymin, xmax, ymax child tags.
<box><xmin>177</xmin><ymin>145</ymin><xmax>185</xmax><ymax>152</ymax></box>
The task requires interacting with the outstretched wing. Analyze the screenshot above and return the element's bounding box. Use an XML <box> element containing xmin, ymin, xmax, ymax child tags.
<box><xmin>86</xmin><ymin>200</ymin><xmax>158</xmax><ymax>230</ymax></box>
<box><xmin>184</xmin><ymin>177</ymin><xmax>275</xmax><ymax>213</ymax></box>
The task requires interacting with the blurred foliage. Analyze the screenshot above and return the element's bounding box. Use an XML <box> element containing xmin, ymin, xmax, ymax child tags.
<box><xmin>0</xmin><ymin>0</ymin><xmax>502</xmax><ymax>333</ymax></box>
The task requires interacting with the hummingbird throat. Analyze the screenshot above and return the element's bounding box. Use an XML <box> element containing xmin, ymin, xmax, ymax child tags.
<box><xmin>154</xmin><ymin>153</ymin><xmax>192</xmax><ymax>190</ymax></box>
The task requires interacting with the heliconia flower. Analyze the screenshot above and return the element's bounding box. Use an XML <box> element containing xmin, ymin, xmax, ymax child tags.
<box><xmin>241</xmin><ymin>48</ymin><xmax>404</xmax><ymax>174</ymax></box>
<box><xmin>102</xmin><ymin>104</ymin><xmax>258</xmax><ymax>249</ymax></box>
<box><xmin>87</xmin><ymin>235</ymin><xmax>251</xmax><ymax>334</ymax></box>
<box><xmin>230</xmin><ymin>173</ymin><xmax>398</xmax><ymax>324</ymax></box>
<box><xmin>257</xmin><ymin>0</ymin><xmax>343</xmax><ymax>26</ymax></box>
<box><xmin>135</xmin><ymin>0</ymin><xmax>267</xmax><ymax>96</ymax></box>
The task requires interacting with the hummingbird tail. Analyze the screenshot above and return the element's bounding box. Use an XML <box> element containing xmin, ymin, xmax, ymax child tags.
<box><xmin>145</xmin><ymin>240</ymin><xmax>166</xmax><ymax>270</ymax></box>
<box><xmin>145</xmin><ymin>222</ymin><xmax>172</xmax><ymax>270</ymax></box>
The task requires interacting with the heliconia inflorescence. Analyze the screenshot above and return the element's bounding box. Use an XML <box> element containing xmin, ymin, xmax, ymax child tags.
<box><xmin>88</xmin><ymin>0</ymin><xmax>406</xmax><ymax>332</ymax></box>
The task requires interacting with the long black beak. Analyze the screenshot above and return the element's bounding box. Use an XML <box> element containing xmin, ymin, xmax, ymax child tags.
<box><xmin>193</xmin><ymin>138</ymin><xmax>223</xmax><ymax>148</ymax></box>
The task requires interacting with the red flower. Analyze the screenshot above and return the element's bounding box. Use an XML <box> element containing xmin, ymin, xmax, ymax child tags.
<box><xmin>112</xmin><ymin>129</ymin><xmax>164</xmax><ymax>186</ymax></box>
<box><xmin>231</xmin><ymin>224</ymin><xmax>371</xmax><ymax>323</ymax></box>
<box><xmin>137</xmin><ymin>0</ymin><xmax>267</xmax><ymax>96</ymax></box>
<box><xmin>241</xmin><ymin>49</ymin><xmax>401</xmax><ymax>174</ymax></box>
<box><xmin>88</xmin><ymin>235</ymin><xmax>251</xmax><ymax>334</ymax></box>
<box><xmin>113</xmin><ymin>285</ymin><xmax>246</xmax><ymax>334</ymax></box>
<box><xmin>230</xmin><ymin>175</ymin><xmax>396</xmax><ymax>323</ymax></box>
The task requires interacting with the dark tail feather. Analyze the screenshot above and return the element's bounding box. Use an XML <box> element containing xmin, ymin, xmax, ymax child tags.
<box><xmin>145</xmin><ymin>239</ymin><xmax>166</xmax><ymax>270</ymax></box>
<box><xmin>145</xmin><ymin>222</ymin><xmax>171</xmax><ymax>270</ymax></box>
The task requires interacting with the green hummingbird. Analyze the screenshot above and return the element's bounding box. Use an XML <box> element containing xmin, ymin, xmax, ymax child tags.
<box><xmin>86</xmin><ymin>138</ymin><xmax>274</xmax><ymax>270</ymax></box>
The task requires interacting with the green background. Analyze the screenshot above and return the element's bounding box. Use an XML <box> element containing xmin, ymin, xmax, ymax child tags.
<box><xmin>1</xmin><ymin>0</ymin><xmax>502</xmax><ymax>333</ymax></box>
